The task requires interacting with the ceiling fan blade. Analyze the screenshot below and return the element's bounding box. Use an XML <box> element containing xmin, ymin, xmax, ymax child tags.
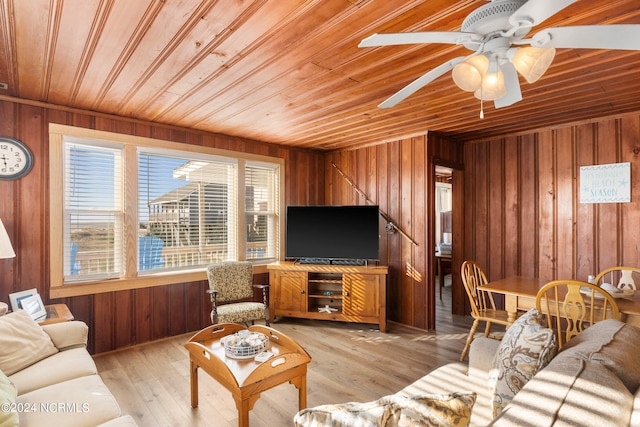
<box><xmin>359</xmin><ymin>32</ymin><xmax>480</xmax><ymax>48</ymax></box>
<box><xmin>509</xmin><ymin>0</ymin><xmax>577</xmax><ymax>28</ymax></box>
<box><xmin>494</xmin><ymin>62</ymin><xmax>522</xmax><ymax>109</ymax></box>
<box><xmin>531</xmin><ymin>25</ymin><xmax>640</xmax><ymax>50</ymax></box>
<box><xmin>378</xmin><ymin>57</ymin><xmax>466</xmax><ymax>108</ymax></box>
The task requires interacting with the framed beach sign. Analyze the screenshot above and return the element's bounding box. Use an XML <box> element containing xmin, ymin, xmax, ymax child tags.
<box><xmin>580</xmin><ymin>162</ymin><xmax>631</xmax><ymax>204</ymax></box>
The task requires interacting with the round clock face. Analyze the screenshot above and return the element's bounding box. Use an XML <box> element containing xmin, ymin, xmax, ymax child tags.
<box><xmin>0</xmin><ymin>137</ymin><xmax>34</xmax><ymax>180</ymax></box>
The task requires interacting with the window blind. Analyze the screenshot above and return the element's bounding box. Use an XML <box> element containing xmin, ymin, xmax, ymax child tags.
<box><xmin>245</xmin><ymin>163</ymin><xmax>278</xmax><ymax>261</ymax></box>
<box><xmin>64</xmin><ymin>142</ymin><xmax>123</xmax><ymax>281</ymax></box>
<box><xmin>138</xmin><ymin>152</ymin><xmax>238</xmax><ymax>271</ymax></box>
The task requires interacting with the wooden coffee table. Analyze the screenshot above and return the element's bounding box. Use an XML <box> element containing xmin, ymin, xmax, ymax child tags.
<box><xmin>185</xmin><ymin>323</ymin><xmax>311</xmax><ymax>427</ymax></box>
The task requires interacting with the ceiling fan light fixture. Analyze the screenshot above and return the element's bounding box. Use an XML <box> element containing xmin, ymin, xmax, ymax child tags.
<box><xmin>511</xmin><ymin>46</ymin><xmax>555</xmax><ymax>83</ymax></box>
<box><xmin>474</xmin><ymin>70</ymin><xmax>506</xmax><ymax>101</ymax></box>
<box><xmin>452</xmin><ymin>55</ymin><xmax>489</xmax><ymax>92</ymax></box>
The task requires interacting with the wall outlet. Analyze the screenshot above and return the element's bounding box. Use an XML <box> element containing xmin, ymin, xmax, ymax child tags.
<box><xmin>0</xmin><ymin>83</ymin><xmax>8</xmax><ymax>90</ymax></box>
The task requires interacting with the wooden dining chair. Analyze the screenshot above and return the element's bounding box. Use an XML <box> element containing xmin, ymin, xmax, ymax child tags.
<box><xmin>460</xmin><ymin>260</ymin><xmax>510</xmax><ymax>361</ymax></box>
<box><xmin>536</xmin><ymin>280</ymin><xmax>620</xmax><ymax>349</ymax></box>
<box><xmin>595</xmin><ymin>266</ymin><xmax>640</xmax><ymax>291</ymax></box>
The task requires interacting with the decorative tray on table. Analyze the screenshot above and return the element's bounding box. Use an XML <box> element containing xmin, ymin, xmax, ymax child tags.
<box><xmin>221</xmin><ymin>330</ymin><xmax>269</xmax><ymax>359</ymax></box>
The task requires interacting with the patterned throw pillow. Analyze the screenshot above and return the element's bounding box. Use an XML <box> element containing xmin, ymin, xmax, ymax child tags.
<box><xmin>488</xmin><ymin>308</ymin><xmax>558</xmax><ymax>418</ymax></box>
<box><xmin>0</xmin><ymin>369</ymin><xmax>18</xmax><ymax>426</ymax></box>
<box><xmin>293</xmin><ymin>392</ymin><xmax>477</xmax><ymax>427</ymax></box>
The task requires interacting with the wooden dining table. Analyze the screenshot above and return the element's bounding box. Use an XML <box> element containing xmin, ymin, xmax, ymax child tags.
<box><xmin>479</xmin><ymin>276</ymin><xmax>640</xmax><ymax>327</ymax></box>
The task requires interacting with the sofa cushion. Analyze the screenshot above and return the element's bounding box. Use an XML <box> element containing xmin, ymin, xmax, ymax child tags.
<box><xmin>399</xmin><ymin>362</ymin><xmax>493</xmax><ymax>427</ymax></box>
<box><xmin>492</xmin><ymin>358</ymin><xmax>633</xmax><ymax>426</ymax></box>
<box><xmin>468</xmin><ymin>337</ymin><xmax>501</xmax><ymax>380</ymax></box>
<box><xmin>8</xmin><ymin>347</ymin><xmax>98</xmax><ymax>395</ymax></box>
<box><xmin>0</xmin><ymin>369</ymin><xmax>18</xmax><ymax>427</ymax></box>
<box><xmin>553</xmin><ymin>360</ymin><xmax>633</xmax><ymax>426</ymax></box>
<box><xmin>0</xmin><ymin>310</ymin><xmax>59</xmax><ymax>376</ymax></box>
<box><xmin>631</xmin><ymin>385</ymin><xmax>640</xmax><ymax>427</ymax></box>
<box><xmin>489</xmin><ymin>308</ymin><xmax>557</xmax><ymax>418</ymax></box>
<box><xmin>293</xmin><ymin>392</ymin><xmax>477</xmax><ymax>427</ymax></box>
<box><xmin>17</xmin><ymin>375</ymin><xmax>122</xmax><ymax>427</ymax></box>
<box><xmin>490</xmin><ymin>319</ymin><xmax>639</xmax><ymax>426</ymax></box>
<box><xmin>559</xmin><ymin>318</ymin><xmax>640</xmax><ymax>393</ymax></box>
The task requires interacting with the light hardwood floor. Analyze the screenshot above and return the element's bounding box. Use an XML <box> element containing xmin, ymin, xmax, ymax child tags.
<box><xmin>93</xmin><ymin>277</ymin><xmax>474</xmax><ymax>427</ymax></box>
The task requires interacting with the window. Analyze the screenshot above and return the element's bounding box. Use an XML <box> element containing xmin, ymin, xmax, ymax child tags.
<box><xmin>64</xmin><ymin>140</ymin><xmax>124</xmax><ymax>282</ymax></box>
<box><xmin>49</xmin><ymin>124</ymin><xmax>284</xmax><ymax>297</ymax></box>
<box><xmin>138</xmin><ymin>151</ymin><xmax>238</xmax><ymax>271</ymax></box>
<box><xmin>245</xmin><ymin>163</ymin><xmax>279</xmax><ymax>261</ymax></box>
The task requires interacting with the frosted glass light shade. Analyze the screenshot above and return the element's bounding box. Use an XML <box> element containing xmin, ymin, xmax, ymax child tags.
<box><xmin>512</xmin><ymin>47</ymin><xmax>555</xmax><ymax>83</ymax></box>
<box><xmin>474</xmin><ymin>71</ymin><xmax>506</xmax><ymax>100</ymax></box>
<box><xmin>0</xmin><ymin>219</ymin><xmax>16</xmax><ymax>259</ymax></box>
<box><xmin>452</xmin><ymin>55</ymin><xmax>489</xmax><ymax>92</ymax></box>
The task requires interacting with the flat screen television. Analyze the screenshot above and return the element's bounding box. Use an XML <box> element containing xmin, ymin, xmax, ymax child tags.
<box><xmin>285</xmin><ymin>205</ymin><xmax>380</xmax><ymax>264</ymax></box>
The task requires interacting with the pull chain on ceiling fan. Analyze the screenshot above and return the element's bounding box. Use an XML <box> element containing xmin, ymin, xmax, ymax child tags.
<box><xmin>359</xmin><ymin>0</ymin><xmax>640</xmax><ymax>115</ymax></box>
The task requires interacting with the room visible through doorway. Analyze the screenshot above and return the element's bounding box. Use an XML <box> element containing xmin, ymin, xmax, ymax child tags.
<box><xmin>435</xmin><ymin>166</ymin><xmax>453</xmax><ymax>316</ymax></box>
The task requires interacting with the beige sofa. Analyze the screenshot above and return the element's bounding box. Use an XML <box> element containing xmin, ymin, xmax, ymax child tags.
<box><xmin>403</xmin><ymin>319</ymin><xmax>640</xmax><ymax>426</ymax></box>
<box><xmin>0</xmin><ymin>310</ymin><xmax>136</xmax><ymax>427</ymax></box>
<box><xmin>295</xmin><ymin>315</ymin><xmax>640</xmax><ymax>426</ymax></box>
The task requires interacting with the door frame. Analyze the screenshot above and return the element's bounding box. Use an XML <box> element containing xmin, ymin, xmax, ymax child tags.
<box><xmin>432</xmin><ymin>158</ymin><xmax>465</xmax><ymax>317</ymax></box>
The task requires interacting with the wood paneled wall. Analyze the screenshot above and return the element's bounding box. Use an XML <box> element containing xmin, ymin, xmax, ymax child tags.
<box><xmin>324</xmin><ymin>112</ymin><xmax>640</xmax><ymax>326</ymax></box>
<box><xmin>0</xmin><ymin>99</ymin><xmax>325</xmax><ymax>353</ymax></box>
<box><xmin>463</xmin><ymin>115</ymin><xmax>640</xmax><ymax>289</ymax></box>
<box><xmin>325</xmin><ymin>134</ymin><xmax>465</xmax><ymax>330</ymax></box>
<box><xmin>3</xmin><ymin>94</ymin><xmax>640</xmax><ymax>348</ymax></box>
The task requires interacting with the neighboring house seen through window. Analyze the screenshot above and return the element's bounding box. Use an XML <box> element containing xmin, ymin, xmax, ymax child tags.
<box><xmin>138</xmin><ymin>151</ymin><xmax>239</xmax><ymax>273</ymax></box>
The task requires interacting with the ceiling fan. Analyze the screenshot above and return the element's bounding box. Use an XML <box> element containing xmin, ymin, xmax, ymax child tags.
<box><xmin>359</xmin><ymin>0</ymin><xmax>640</xmax><ymax>115</ymax></box>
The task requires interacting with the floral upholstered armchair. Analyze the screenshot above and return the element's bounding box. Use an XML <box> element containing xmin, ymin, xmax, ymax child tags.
<box><xmin>205</xmin><ymin>261</ymin><xmax>270</xmax><ymax>326</ymax></box>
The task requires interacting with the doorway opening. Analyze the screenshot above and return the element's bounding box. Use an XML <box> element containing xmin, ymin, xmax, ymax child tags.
<box><xmin>435</xmin><ymin>166</ymin><xmax>454</xmax><ymax>319</ymax></box>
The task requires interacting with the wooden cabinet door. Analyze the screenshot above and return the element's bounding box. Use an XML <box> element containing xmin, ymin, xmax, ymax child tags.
<box><xmin>343</xmin><ymin>273</ymin><xmax>379</xmax><ymax>318</ymax></box>
<box><xmin>272</xmin><ymin>271</ymin><xmax>307</xmax><ymax>313</ymax></box>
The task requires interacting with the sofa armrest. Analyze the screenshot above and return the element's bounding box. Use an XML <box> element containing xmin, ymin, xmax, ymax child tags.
<box><xmin>41</xmin><ymin>321</ymin><xmax>89</xmax><ymax>350</ymax></box>
<box><xmin>468</xmin><ymin>337</ymin><xmax>500</xmax><ymax>380</ymax></box>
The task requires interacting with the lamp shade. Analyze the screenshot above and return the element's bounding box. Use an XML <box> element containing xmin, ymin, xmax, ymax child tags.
<box><xmin>0</xmin><ymin>219</ymin><xmax>16</xmax><ymax>259</ymax></box>
<box><xmin>512</xmin><ymin>47</ymin><xmax>555</xmax><ymax>83</ymax></box>
<box><xmin>452</xmin><ymin>55</ymin><xmax>489</xmax><ymax>92</ymax></box>
<box><xmin>474</xmin><ymin>70</ymin><xmax>506</xmax><ymax>101</ymax></box>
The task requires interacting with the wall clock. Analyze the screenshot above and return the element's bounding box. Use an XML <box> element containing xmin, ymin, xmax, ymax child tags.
<box><xmin>0</xmin><ymin>137</ymin><xmax>34</xmax><ymax>180</ymax></box>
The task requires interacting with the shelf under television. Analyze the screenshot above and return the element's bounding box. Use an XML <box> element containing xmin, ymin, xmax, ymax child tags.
<box><xmin>308</xmin><ymin>294</ymin><xmax>343</xmax><ymax>300</ymax></box>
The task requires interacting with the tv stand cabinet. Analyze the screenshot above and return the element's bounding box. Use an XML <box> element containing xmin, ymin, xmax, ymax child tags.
<box><xmin>267</xmin><ymin>262</ymin><xmax>388</xmax><ymax>332</ymax></box>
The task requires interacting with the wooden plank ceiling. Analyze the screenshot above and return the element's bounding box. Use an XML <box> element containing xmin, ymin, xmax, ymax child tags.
<box><xmin>1</xmin><ymin>0</ymin><xmax>640</xmax><ymax>151</ymax></box>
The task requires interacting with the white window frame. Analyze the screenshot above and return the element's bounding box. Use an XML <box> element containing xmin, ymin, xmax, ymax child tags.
<box><xmin>49</xmin><ymin>124</ymin><xmax>284</xmax><ymax>298</ymax></box>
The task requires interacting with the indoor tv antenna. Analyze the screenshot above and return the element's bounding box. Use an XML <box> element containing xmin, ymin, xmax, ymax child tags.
<box><xmin>331</xmin><ymin>162</ymin><xmax>418</xmax><ymax>247</ymax></box>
